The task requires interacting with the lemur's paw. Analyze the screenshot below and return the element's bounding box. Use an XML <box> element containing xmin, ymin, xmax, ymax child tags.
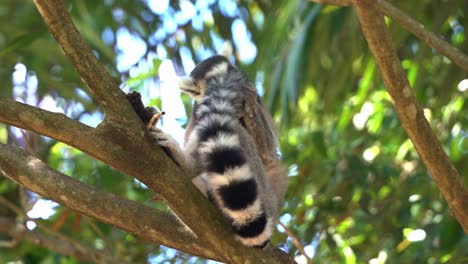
<box><xmin>147</xmin><ymin>127</ymin><xmax>178</xmax><ymax>149</ymax></box>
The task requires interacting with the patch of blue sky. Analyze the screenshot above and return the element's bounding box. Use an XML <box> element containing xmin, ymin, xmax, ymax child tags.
<box><xmin>157</xmin><ymin>44</ymin><xmax>168</xmax><ymax>59</ymax></box>
<box><xmin>180</xmin><ymin>46</ymin><xmax>196</xmax><ymax>74</ymax></box>
<box><xmin>116</xmin><ymin>27</ymin><xmax>147</xmax><ymax>72</ymax></box>
<box><xmin>159</xmin><ymin>60</ymin><xmax>187</xmax><ymax>145</ymax></box>
<box><xmin>38</xmin><ymin>95</ymin><xmax>64</xmax><ymax>114</ymax></box>
<box><xmin>209</xmin><ymin>30</ymin><xmax>225</xmax><ymax>56</ymax></box>
<box><xmin>231</xmin><ymin>19</ymin><xmax>257</xmax><ymax>64</ymax></box>
<box><xmin>278</xmin><ymin>213</ymin><xmax>293</xmax><ymax>233</ymax></box>
<box><xmin>191</xmin><ymin>15</ymin><xmax>204</xmax><ymax>31</ymax></box>
<box><xmin>12</xmin><ymin>63</ymin><xmax>27</xmax><ymax>97</ymax></box>
<box><xmin>140</xmin><ymin>9</ymin><xmax>155</xmax><ymax>23</ymax></box>
<box><xmin>163</xmin><ymin>12</ymin><xmax>178</xmax><ymax>34</ymax></box>
<box><xmin>25</xmin><ymin>199</ymin><xmax>59</xmax><ymax>230</ymax></box>
<box><xmin>196</xmin><ymin>0</ymin><xmax>216</xmax><ymax>11</ymax></box>
<box><xmin>175</xmin><ymin>0</ymin><xmax>197</xmax><ymax>25</ymax></box>
<box><xmin>79</xmin><ymin>112</ymin><xmax>104</xmax><ymax>128</ymax></box>
<box><xmin>153</xmin><ymin>28</ymin><xmax>167</xmax><ymax>43</ymax></box>
<box><xmin>147</xmin><ymin>0</ymin><xmax>169</xmax><ymax>15</ymax></box>
<box><xmin>148</xmin><ymin>246</ymin><xmax>177</xmax><ymax>263</ymax></box>
<box><xmin>255</xmin><ymin>71</ymin><xmax>265</xmax><ymax>96</ymax></box>
<box><xmin>218</xmin><ymin>0</ymin><xmax>238</xmax><ymax>18</ymax></box>
<box><xmin>112</xmin><ymin>8</ymin><xmax>126</xmax><ymax>23</ymax></box>
<box><xmin>27</xmin><ymin>199</ymin><xmax>59</xmax><ymax>220</ymax></box>
<box><xmin>101</xmin><ymin>27</ymin><xmax>114</xmax><ymax>45</ymax></box>
<box><xmin>76</xmin><ymin>88</ymin><xmax>92</xmax><ymax>103</ymax></box>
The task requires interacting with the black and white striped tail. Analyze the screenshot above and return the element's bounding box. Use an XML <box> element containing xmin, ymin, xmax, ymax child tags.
<box><xmin>192</xmin><ymin>76</ymin><xmax>273</xmax><ymax>247</ymax></box>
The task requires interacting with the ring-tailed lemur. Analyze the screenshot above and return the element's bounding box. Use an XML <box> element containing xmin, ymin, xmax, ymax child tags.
<box><xmin>147</xmin><ymin>54</ymin><xmax>286</xmax><ymax>248</ymax></box>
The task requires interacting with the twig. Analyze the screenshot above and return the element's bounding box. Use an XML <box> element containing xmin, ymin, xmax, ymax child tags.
<box><xmin>352</xmin><ymin>0</ymin><xmax>468</xmax><ymax>231</ymax></box>
<box><xmin>147</xmin><ymin>111</ymin><xmax>165</xmax><ymax>130</ymax></box>
<box><xmin>278</xmin><ymin>221</ymin><xmax>312</xmax><ymax>264</ymax></box>
<box><xmin>85</xmin><ymin>217</ymin><xmax>114</xmax><ymax>253</ymax></box>
<box><xmin>309</xmin><ymin>0</ymin><xmax>468</xmax><ymax>72</ymax></box>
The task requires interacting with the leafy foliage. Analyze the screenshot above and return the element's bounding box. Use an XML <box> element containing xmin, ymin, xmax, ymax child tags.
<box><xmin>0</xmin><ymin>0</ymin><xmax>467</xmax><ymax>263</ymax></box>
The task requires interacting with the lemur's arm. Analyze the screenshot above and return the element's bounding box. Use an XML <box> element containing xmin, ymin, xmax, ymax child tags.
<box><xmin>126</xmin><ymin>91</ymin><xmax>188</xmax><ymax>169</ymax></box>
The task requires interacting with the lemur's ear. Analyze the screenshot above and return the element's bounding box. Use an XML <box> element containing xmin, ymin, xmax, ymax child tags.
<box><xmin>219</xmin><ymin>41</ymin><xmax>233</xmax><ymax>59</ymax></box>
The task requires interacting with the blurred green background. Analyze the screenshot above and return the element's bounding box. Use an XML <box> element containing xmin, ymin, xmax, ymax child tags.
<box><xmin>0</xmin><ymin>0</ymin><xmax>467</xmax><ymax>263</ymax></box>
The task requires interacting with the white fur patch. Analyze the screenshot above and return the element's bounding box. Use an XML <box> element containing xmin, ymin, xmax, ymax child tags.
<box><xmin>198</xmin><ymin>132</ymin><xmax>240</xmax><ymax>154</ymax></box>
<box><xmin>204</xmin><ymin>173</ymin><xmax>230</xmax><ymax>186</ymax></box>
<box><xmin>197</xmin><ymin>113</ymin><xmax>233</xmax><ymax>130</ymax></box>
<box><xmin>222</xmin><ymin>199</ymin><xmax>263</xmax><ymax>225</ymax></box>
<box><xmin>205</xmin><ymin>62</ymin><xmax>228</xmax><ymax>79</ymax></box>
<box><xmin>220</xmin><ymin>41</ymin><xmax>233</xmax><ymax>59</ymax></box>
<box><xmin>204</xmin><ymin>164</ymin><xmax>252</xmax><ymax>187</ymax></box>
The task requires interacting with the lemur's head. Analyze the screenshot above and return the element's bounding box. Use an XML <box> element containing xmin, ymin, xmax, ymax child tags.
<box><xmin>179</xmin><ymin>42</ymin><xmax>235</xmax><ymax>101</ymax></box>
<box><xmin>179</xmin><ymin>55</ymin><xmax>235</xmax><ymax>101</ymax></box>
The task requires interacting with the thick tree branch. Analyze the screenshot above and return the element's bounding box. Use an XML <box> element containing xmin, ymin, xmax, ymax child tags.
<box><xmin>0</xmin><ymin>217</ymin><xmax>126</xmax><ymax>264</ymax></box>
<box><xmin>0</xmin><ymin>98</ymin><xmax>95</xmax><ymax>149</ymax></box>
<box><xmin>0</xmin><ymin>98</ymin><xmax>284</xmax><ymax>263</ymax></box>
<box><xmin>32</xmin><ymin>0</ymin><xmax>137</xmax><ymax>119</ymax></box>
<box><xmin>0</xmin><ymin>144</ymin><xmax>221</xmax><ymax>261</ymax></box>
<box><xmin>352</xmin><ymin>0</ymin><xmax>468</xmax><ymax>232</ymax></box>
<box><xmin>309</xmin><ymin>0</ymin><xmax>468</xmax><ymax>72</ymax></box>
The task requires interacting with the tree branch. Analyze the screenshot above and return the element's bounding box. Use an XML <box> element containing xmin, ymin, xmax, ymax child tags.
<box><xmin>352</xmin><ymin>0</ymin><xmax>468</xmax><ymax>232</ymax></box>
<box><xmin>0</xmin><ymin>98</ymin><xmax>95</xmax><ymax>150</ymax></box>
<box><xmin>0</xmin><ymin>143</ymin><xmax>222</xmax><ymax>261</ymax></box>
<box><xmin>279</xmin><ymin>221</ymin><xmax>312</xmax><ymax>263</ymax></box>
<box><xmin>0</xmin><ymin>217</ymin><xmax>126</xmax><ymax>264</ymax></box>
<box><xmin>32</xmin><ymin>0</ymin><xmax>137</xmax><ymax>119</ymax></box>
<box><xmin>309</xmin><ymin>0</ymin><xmax>468</xmax><ymax>72</ymax></box>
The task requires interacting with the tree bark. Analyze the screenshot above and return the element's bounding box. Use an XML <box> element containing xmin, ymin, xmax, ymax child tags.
<box><xmin>352</xmin><ymin>0</ymin><xmax>468</xmax><ymax>232</ymax></box>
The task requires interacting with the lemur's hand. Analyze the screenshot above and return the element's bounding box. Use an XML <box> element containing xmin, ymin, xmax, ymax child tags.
<box><xmin>147</xmin><ymin>127</ymin><xmax>186</xmax><ymax>168</ymax></box>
